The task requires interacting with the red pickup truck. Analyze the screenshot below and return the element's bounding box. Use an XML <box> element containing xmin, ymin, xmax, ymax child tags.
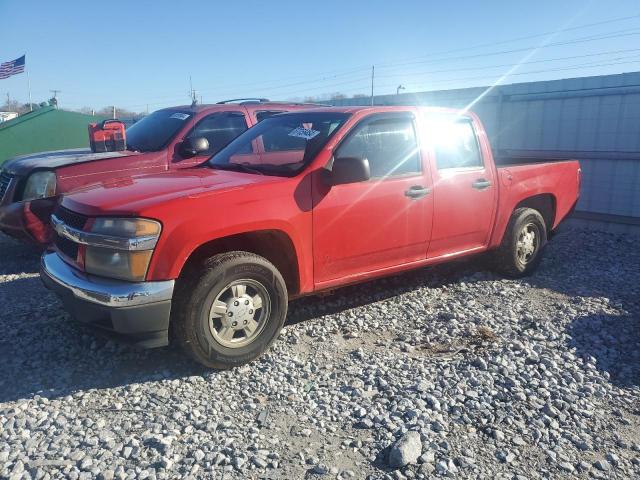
<box><xmin>0</xmin><ymin>99</ymin><xmax>312</xmax><ymax>244</ymax></box>
<box><xmin>40</xmin><ymin>106</ymin><xmax>580</xmax><ymax>368</ymax></box>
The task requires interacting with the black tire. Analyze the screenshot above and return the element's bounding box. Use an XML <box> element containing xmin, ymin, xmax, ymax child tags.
<box><xmin>172</xmin><ymin>251</ymin><xmax>288</xmax><ymax>369</ymax></box>
<box><xmin>491</xmin><ymin>207</ymin><xmax>547</xmax><ymax>278</ymax></box>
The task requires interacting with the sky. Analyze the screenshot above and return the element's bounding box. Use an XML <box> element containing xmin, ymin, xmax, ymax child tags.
<box><xmin>1</xmin><ymin>0</ymin><xmax>639</xmax><ymax>113</ymax></box>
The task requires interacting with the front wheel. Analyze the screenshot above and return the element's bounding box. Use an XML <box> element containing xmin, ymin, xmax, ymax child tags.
<box><xmin>491</xmin><ymin>208</ymin><xmax>547</xmax><ymax>278</ymax></box>
<box><xmin>173</xmin><ymin>251</ymin><xmax>288</xmax><ymax>369</ymax></box>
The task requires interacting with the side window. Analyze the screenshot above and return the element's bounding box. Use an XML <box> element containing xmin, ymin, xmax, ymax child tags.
<box><xmin>187</xmin><ymin>113</ymin><xmax>248</xmax><ymax>155</ymax></box>
<box><xmin>430</xmin><ymin>118</ymin><xmax>483</xmax><ymax>170</ymax></box>
<box><xmin>337</xmin><ymin>117</ymin><xmax>420</xmax><ymax>178</ymax></box>
<box><xmin>256</xmin><ymin>110</ymin><xmax>284</xmax><ymax>122</ymax></box>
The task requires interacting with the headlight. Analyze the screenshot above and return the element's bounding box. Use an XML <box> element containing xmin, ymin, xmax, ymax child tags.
<box><xmin>84</xmin><ymin>218</ymin><xmax>161</xmax><ymax>282</ymax></box>
<box><xmin>91</xmin><ymin>217</ymin><xmax>161</xmax><ymax>238</ymax></box>
<box><xmin>22</xmin><ymin>171</ymin><xmax>57</xmax><ymax>201</ymax></box>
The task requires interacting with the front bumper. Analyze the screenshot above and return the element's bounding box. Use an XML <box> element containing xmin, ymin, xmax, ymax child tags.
<box><xmin>40</xmin><ymin>252</ymin><xmax>174</xmax><ymax>348</ymax></box>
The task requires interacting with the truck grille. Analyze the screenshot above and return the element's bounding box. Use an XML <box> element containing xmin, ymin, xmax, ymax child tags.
<box><xmin>0</xmin><ymin>171</ymin><xmax>13</xmax><ymax>202</ymax></box>
<box><xmin>55</xmin><ymin>235</ymin><xmax>79</xmax><ymax>261</ymax></box>
<box><xmin>54</xmin><ymin>206</ymin><xmax>88</xmax><ymax>230</ymax></box>
<box><xmin>52</xmin><ymin>206</ymin><xmax>87</xmax><ymax>264</ymax></box>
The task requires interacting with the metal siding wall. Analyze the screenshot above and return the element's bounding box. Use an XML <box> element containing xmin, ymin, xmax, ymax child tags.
<box><xmin>330</xmin><ymin>71</ymin><xmax>640</xmax><ymax>231</ymax></box>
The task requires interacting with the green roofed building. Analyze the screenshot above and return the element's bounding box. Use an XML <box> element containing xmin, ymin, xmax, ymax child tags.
<box><xmin>0</xmin><ymin>107</ymin><xmax>108</xmax><ymax>165</ymax></box>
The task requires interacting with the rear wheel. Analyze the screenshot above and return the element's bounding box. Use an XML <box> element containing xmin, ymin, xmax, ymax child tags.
<box><xmin>491</xmin><ymin>208</ymin><xmax>547</xmax><ymax>278</ymax></box>
<box><xmin>173</xmin><ymin>251</ymin><xmax>288</xmax><ymax>369</ymax></box>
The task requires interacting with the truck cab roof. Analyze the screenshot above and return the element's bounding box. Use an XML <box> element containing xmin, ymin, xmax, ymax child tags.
<box><xmin>161</xmin><ymin>100</ymin><xmax>328</xmax><ymax>115</ymax></box>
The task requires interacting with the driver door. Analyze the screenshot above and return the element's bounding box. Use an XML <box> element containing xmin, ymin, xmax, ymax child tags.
<box><xmin>312</xmin><ymin>113</ymin><xmax>433</xmax><ymax>285</ymax></box>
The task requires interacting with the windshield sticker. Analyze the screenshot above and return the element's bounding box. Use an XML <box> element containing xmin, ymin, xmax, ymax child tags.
<box><xmin>288</xmin><ymin>126</ymin><xmax>320</xmax><ymax>140</ymax></box>
<box><xmin>170</xmin><ymin>113</ymin><xmax>191</xmax><ymax>121</ymax></box>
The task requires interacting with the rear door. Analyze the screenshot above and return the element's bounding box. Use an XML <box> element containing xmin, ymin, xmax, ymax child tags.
<box><xmin>313</xmin><ymin>112</ymin><xmax>433</xmax><ymax>284</ymax></box>
<box><xmin>423</xmin><ymin>114</ymin><xmax>497</xmax><ymax>258</ymax></box>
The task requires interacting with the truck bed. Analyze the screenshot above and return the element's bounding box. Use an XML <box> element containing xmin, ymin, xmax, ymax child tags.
<box><xmin>488</xmin><ymin>158</ymin><xmax>581</xmax><ymax>248</ymax></box>
<box><xmin>495</xmin><ymin>149</ymin><xmax>582</xmax><ymax>166</ymax></box>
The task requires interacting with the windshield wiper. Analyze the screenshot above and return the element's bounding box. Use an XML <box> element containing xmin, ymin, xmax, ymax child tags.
<box><xmin>211</xmin><ymin>163</ymin><xmax>264</xmax><ymax>175</ymax></box>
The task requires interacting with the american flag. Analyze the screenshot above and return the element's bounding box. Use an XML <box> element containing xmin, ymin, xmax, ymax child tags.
<box><xmin>0</xmin><ymin>55</ymin><xmax>26</xmax><ymax>80</ymax></box>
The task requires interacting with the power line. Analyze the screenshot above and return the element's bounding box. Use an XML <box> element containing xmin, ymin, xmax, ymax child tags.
<box><xmin>285</xmin><ymin>56</ymin><xmax>640</xmax><ymax>100</ymax></box>
<box><xmin>354</xmin><ymin>58</ymin><xmax>640</xmax><ymax>96</ymax></box>
<box><xmin>218</xmin><ymin>13</ymin><xmax>640</xmax><ymax>93</ymax></box>
<box><xmin>176</xmin><ymin>28</ymin><xmax>640</xmax><ymax>104</ymax></box>
<box><xmin>375</xmin><ymin>13</ymin><xmax>640</xmax><ymax>68</ymax></box>
<box><xmin>61</xmin><ymin>16</ymin><xmax>640</xmax><ymax>111</ymax></box>
<box><xmin>229</xmin><ymin>52</ymin><xmax>640</xmax><ymax>100</ymax></box>
<box><xmin>375</xmin><ymin>48</ymin><xmax>640</xmax><ymax>79</ymax></box>
<box><xmin>69</xmin><ymin>14</ymin><xmax>640</xmax><ymax>110</ymax></box>
<box><xmin>376</xmin><ymin>28</ymin><xmax>640</xmax><ymax>71</ymax></box>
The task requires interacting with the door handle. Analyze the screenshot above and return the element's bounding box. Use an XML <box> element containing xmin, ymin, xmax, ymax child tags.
<box><xmin>405</xmin><ymin>185</ymin><xmax>431</xmax><ymax>199</ymax></box>
<box><xmin>472</xmin><ymin>179</ymin><xmax>492</xmax><ymax>190</ymax></box>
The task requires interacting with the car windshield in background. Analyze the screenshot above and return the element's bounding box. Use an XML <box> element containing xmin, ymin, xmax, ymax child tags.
<box><xmin>125</xmin><ymin>110</ymin><xmax>192</xmax><ymax>152</ymax></box>
<box><xmin>208</xmin><ymin>112</ymin><xmax>351</xmax><ymax>176</ymax></box>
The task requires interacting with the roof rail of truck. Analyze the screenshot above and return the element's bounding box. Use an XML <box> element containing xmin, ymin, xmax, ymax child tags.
<box><xmin>216</xmin><ymin>98</ymin><xmax>270</xmax><ymax>104</ymax></box>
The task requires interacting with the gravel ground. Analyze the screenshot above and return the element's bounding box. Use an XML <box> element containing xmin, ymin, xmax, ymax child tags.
<box><xmin>0</xmin><ymin>227</ymin><xmax>638</xmax><ymax>479</ymax></box>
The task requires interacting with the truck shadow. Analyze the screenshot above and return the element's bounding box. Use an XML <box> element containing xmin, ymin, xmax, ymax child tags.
<box><xmin>564</xmin><ymin>312</ymin><xmax>639</xmax><ymax>389</ymax></box>
<box><xmin>520</xmin><ymin>228</ymin><xmax>640</xmax><ymax>389</ymax></box>
<box><xmin>286</xmin><ymin>258</ymin><xmax>484</xmax><ymax>325</ymax></box>
<box><xmin>0</xmin><ymin>241</ymin><xmax>41</xmax><ymax>275</ymax></box>
<box><xmin>0</xmin><ymin>276</ymin><xmax>206</xmax><ymax>404</ymax></box>
<box><xmin>1</xmin><ymin>228</ymin><xmax>637</xmax><ymax>403</ymax></box>
<box><xmin>0</xmin><ymin>258</ymin><xmax>484</xmax><ymax>404</ymax></box>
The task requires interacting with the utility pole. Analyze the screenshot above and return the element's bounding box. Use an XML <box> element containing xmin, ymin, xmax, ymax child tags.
<box><xmin>50</xmin><ymin>90</ymin><xmax>61</xmax><ymax>109</ymax></box>
<box><xmin>189</xmin><ymin>76</ymin><xmax>198</xmax><ymax>106</ymax></box>
<box><xmin>370</xmin><ymin>65</ymin><xmax>375</xmax><ymax>106</ymax></box>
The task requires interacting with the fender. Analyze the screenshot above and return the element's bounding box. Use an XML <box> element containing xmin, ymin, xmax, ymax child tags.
<box><xmin>143</xmin><ymin>171</ymin><xmax>314</xmax><ymax>293</ymax></box>
<box><xmin>147</xmin><ymin>219</ymin><xmax>311</xmax><ymax>291</ymax></box>
<box><xmin>489</xmin><ymin>161</ymin><xmax>579</xmax><ymax>248</ymax></box>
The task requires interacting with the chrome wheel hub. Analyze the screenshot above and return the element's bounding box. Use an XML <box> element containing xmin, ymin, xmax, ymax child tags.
<box><xmin>516</xmin><ymin>223</ymin><xmax>538</xmax><ymax>264</ymax></box>
<box><xmin>209</xmin><ymin>280</ymin><xmax>269</xmax><ymax>348</ymax></box>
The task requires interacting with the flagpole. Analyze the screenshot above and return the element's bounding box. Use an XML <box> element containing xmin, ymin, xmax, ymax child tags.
<box><xmin>25</xmin><ymin>54</ymin><xmax>32</xmax><ymax>112</ymax></box>
<box><xmin>27</xmin><ymin>68</ymin><xmax>32</xmax><ymax>112</ymax></box>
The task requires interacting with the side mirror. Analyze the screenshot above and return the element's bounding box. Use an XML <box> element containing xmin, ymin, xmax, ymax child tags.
<box><xmin>179</xmin><ymin>136</ymin><xmax>209</xmax><ymax>158</ymax></box>
<box><xmin>329</xmin><ymin>156</ymin><xmax>371</xmax><ymax>185</ymax></box>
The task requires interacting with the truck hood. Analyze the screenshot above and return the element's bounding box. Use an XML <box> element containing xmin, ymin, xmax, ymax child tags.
<box><xmin>62</xmin><ymin>168</ymin><xmax>281</xmax><ymax>216</ymax></box>
<box><xmin>2</xmin><ymin>148</ymin><xmax>141</xmax><ymax>176</ymax></box>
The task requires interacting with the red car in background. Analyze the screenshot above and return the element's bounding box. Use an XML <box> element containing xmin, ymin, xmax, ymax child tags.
<box><xmin>0</xmin><ymin>99</ymin><xmax>316</xmax><ymax>244</ymax></box>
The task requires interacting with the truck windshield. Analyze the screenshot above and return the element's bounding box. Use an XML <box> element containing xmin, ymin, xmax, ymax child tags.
<box><xmin>125</xmin><ymin>110</ymin><xmax>192</xmax><ymax>152</ymax></box>
<box><xmin>209</xmin><ymin>112</ymin><xmax>350</xmax><ymax>176</ymax></box>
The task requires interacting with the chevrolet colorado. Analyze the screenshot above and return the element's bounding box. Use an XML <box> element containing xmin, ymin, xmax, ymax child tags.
<box><xmin>40</xmin><ymin>106</ymin><xmax>580</xmax><ymax>368</ymax></box>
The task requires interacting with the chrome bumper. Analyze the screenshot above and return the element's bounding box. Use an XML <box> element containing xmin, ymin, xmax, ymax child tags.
<box><xmin>40</xmin><ymin>252</ymin><xmax>174</xmax><ymax>308</ymax></box>
<box><xmin>40</xmin><ymin>252</ymin><xmax>174</xmax><ymax>348</ymax></box>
